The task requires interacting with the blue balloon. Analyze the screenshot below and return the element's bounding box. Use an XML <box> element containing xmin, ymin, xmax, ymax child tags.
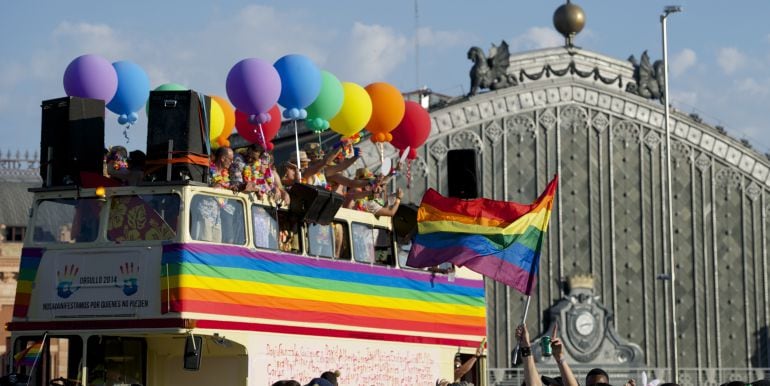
<box><xmin>118</xmin><ymin>114</ymin><xmax>129</xmax><ymax>125</ymax></box>
<box><xmin>298</xmin><ymin>109</ymin><xmax>307</xmax><ymax>119</ymax></box>
<box><xmin>128</xmin><ymin>112</ymin><xmax>138</xmax><ymax>124</ymax></box>
<box><xmin>107</xmin><ymin>61</ymin><xmax>150</xmax><ymax>119</ymax></box>
<box><xmin>274</xmin><ymin>54</ymin><xmax>322</xmax><ymax>111</ymax></box>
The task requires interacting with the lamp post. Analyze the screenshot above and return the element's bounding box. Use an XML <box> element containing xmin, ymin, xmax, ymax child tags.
<box><xmin>661</xmin><ymin>5</ymin><xmax>682</xmax><ymax>383</ymax></box>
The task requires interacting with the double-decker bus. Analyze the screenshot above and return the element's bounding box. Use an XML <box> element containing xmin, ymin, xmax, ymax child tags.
<box><xmin>6</xmin><ymin>181</ymin><xmax>487</xmax><ymax>386</ymax></box>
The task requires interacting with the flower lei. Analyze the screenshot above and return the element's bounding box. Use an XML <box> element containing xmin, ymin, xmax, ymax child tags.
<box><xmin>243</xmin><ymin>160</ymin><xmax>274</xmax><ymax>193</ymax></box>
<box><xmin>210</xmin><ymin>162</ymin><xmax>230</xmax><ymax>187</ymax></box>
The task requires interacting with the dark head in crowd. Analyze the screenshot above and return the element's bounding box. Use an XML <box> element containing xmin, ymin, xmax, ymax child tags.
<box><xmin>320</xmin><ymin>370</ymin><xmax>339</xmax><ymax>386</ymax></box>
<box><xmin>271</xmin><ymin>381</ymin><xmax>301</xmax><ymax>386</ymax></box>
<box><xmin>586</xmin><ymin>368</ymin><xmax>609</xmax><ymax>386</ymax></box>
<box><xmin>722</xmin><ymin>381</ymin><xmax>770</xmax><ymax>386</ymax></box>
<box><xmin>304</xmin><ymin>378</ymin><xmax>333</xmax><ymax>386</ymax></box>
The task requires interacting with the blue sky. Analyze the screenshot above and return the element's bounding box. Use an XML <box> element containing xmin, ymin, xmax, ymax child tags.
<box><xmin>3</xmin><ymin>1</ymin><xmax>770</xmax><ymax>157</ymax></box>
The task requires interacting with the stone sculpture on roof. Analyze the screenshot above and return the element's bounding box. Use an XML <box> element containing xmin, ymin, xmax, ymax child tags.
<box><xmin>467</xmin><ymin>41</ymin><xmax>517</xmax><ymax>96</ymax></box>
<box><xmin>626</xmin><ymin>50</ymin><xmax>666</xmax><ymax>104</ymax></box>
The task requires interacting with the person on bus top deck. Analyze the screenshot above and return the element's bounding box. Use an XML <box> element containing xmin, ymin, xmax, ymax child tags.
<box><xmin>281</xmin><ymin>150</ymin><xmax>308</xmax><ymax>188</ymax></box>
<box><xmin>210</xmin><ymin>146</ymin><xmax>235</xmax><ymax>189</ymax></box>
<box><xmin>105</xmin><ymin>145</ymin><xmax>130</xmax><ymax>181</ymax></box>
<box><xmin>304</xmin><ymin>142</ymin><xmax>366</xmax><ymax>195</ymax></box>
<box><xmin>345</xmin><ymin>167</ymin><xmax>403</xmax><ymax>217</ymax></box>
<box><xmin>297</xmin><ymin>143</ymin><xmax>342</xmax><ymax>189</ymax></box>
<box><xmin>242</xmin><ymin>144</ymin><xmax>290</xmax><ymax>204</ymax></box>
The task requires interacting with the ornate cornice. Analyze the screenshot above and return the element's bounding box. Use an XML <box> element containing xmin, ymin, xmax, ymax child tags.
<box><xmin>431</xmin><ymin>76</ymin><xmax>770</xmax><ymax>189</ymax></box>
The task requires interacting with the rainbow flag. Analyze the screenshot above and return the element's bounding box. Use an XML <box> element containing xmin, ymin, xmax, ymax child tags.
<box><xmin>14</xmin><ymin>340</ymin><xmax>43</xmax><ymax>367</ymax></box>
<box><xmin>161</xmin><ymin>243</ymin><xmax>485</xmax><ymax>347</ymax></box>
<box><xmin>406</xmin><ymin>176</ymin><xmax>558</xmax><ymax>295</ymax></box>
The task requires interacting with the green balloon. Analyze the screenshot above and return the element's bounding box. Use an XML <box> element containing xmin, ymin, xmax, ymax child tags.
<box><xmin>145</xmin><ymin>83</ymin><xmax>189</xmax><ymax>116</ymax></box>
<box><xmin>305</xmin><ymin>71</ymin><xmax>343</xmax><ymax>123</ymax></box>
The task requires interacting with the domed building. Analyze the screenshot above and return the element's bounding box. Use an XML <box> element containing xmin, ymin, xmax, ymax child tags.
<box><xmin>347</xmin><ymin>2</ymin><xmax>770</xmax><ymax>384</ymax></box>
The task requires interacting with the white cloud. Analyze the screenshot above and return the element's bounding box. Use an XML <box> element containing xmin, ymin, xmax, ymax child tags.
<box><xmin>332</xmin><ymin>22</ymin><xmax>409</xmax><ymax>83</ymax></box>
<box><xmin>670</xmin><ymin>90</ymin><xmax>698</xmax><ymax>109</ymax></box>
<box><xmin>717</xmin><ymin>47</ymin><xmax>746</xmax><ymax>75</ymax></box>
<box><xmin>52</xmin><ymin>21</ymin><xmax>125</xmax><ymax>60</ymax></box>
<box><xmin>670</xmin><ymin>48</ymin><xmax>696</xmax><ymax>77</ymax></box>
<box><xmin>416</xmin><ymin>27</ymin><xmax>470</xmax><ymax>49</ymax></box>
<box><xmin>736</xmin><ymin>77</ymin><xmax>769</xmax><ymax>96</ymax></box>
<box><xmin>509</xmin><ymin>27</ymin><xmax>563</xmax><ymax>51</ymax></box>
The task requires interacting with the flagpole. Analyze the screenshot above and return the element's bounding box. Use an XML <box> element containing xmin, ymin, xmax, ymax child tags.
<box><xmin>25</xmin><ymin>332</ymin><xmax>47</xmax><ymax>386</ymax></box>
<box><xmin>511</xmin><ymin>295</ymin><xmax>532</xmax><ymax>366</ymax></box>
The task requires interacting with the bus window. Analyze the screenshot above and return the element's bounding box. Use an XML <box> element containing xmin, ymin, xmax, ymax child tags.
<box><xmin>307</xmin><ymin>223</ymin><xmax>334</xmax><ymax>258</ymax></box>
<box><xmin>333</xmin><ymin>221</ymin><xmax>350</xmax><ymax>260</ymax></box>
<box><xmin>252</xmin><ymin>205</ymin><xmax>279</xmax><ymax>250</ymax></box>
<box><xmin>351</xmin><ymin>223</ymin><xmax>375</xmax><ymax>264</ymax></box>
<box><xmin>373</xmin><ymin>227</ymin><xmax>394</xmax><ymax>266</ymax></box>
<box><xmin>33</xmin><ymin>199</ymin><xmax>103</xmax><ymax>243</ymax></box>
<box><xmin>87</xmin><ymin>336</ymin><xmax>145</xmax><ymax>386</ymax></box>
<box><xmin>352</xmin><ymin>224</ymin><xmax>394</xmax><ymax>266</ymax></box>
<box><xmin>278</xmin><ymin>211</ymin><xmax>301</xmax><ymax>254</ymax></box>
<box><xmin>397</xmin><ymin>238</ymin><xmax>411</xmax><ymax>268</ymax></box>
<box><xmin>107</xmin><ymin>194</ymin><xmax>180</xmax><ymax>242</ymax></box>
<box><xmin>190</xmin><ymin>194</ymin><xmax>246</xmax><ymax>245</ymax></box>
<box><xmin>13</xmin><ymin>335</ymin><xmax>83</xmax><ymax>386</ymax></box>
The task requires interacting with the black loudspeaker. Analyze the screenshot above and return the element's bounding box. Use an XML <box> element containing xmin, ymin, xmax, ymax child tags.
<box><xmin>40</xmin><ymin>97</ymin><xmax>105</xmax><ymax>187</ymax></box>
<box><xmin>146</xmin><ymin>90</ymin><xmax>210</xmax><ymax>183</ymax></box>
<box><xmin>316</xmin><ymin>191</ymin><xmax>344</xmax><ymax>226</ymax></box>
<box><xmin>393</xmin><ymin>203</ymin><xmax>418</xmax><ymax>240</ymax></box>
<box><xmin>288</xmin><ymin>184</ymin><xmax>343</xmax><ymax>225</ymax></box>
<box><xmin>447</xmin><ymin>149</ymin><xmax>478</xmax><ymax>199</ymax></box>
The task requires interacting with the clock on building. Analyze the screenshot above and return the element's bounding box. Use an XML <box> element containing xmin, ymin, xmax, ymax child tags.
<box><xmin>575</xmin><ymin>311</ymin><xmax>595</xmax><ymax>336</ymax></box>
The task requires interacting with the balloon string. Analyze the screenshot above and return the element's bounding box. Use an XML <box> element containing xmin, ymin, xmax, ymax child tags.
<box><xmin>407</xmin><ymin>159</ymin><xmax>412</xmax><ymax>189</ymax></box>
<box><xmin>123</xmin><ymin>125</ymin><xmax>131</xmax><ymax>143</ymax></box>
<box><xmin>378</xmin><ymin>142</ymin><xmax>384</xmax><ymax>172</ymax></box>
<box><xmin>257</xmin><ymin>123</ymin><xmax>267</xmax><ymax>149</ymax></box>
<box><xmin>294</xmin><ymin>120</ymin><xmax>302</xmax><ymax>182</ymax></box>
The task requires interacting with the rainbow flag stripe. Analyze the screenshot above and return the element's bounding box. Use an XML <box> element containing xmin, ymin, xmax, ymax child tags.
<box><xmin>13</xmin><ymin>248</ymin><xmax>44</xmax><ymax>318</ymax></box>
<box><xmin>407</xmin><ymin>176</ymin><xmax>558</xmax><ymax>295</ymax></box>
<box><xmin>14</xmin><ymin>340</ymin><xmax>43</xmax><ymax>367</ymax></box>
<box><xmin>161</xmin><ymin>243</ymin><xmax>485</xmax><ymax>339</ymax></box>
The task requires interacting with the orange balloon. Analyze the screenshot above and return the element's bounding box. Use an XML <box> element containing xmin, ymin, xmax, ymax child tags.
<box><xmin>364</xmin><ymin>82</ymin><xmax>405</xmax><ymax>136</ymax></box>
<box><xmin>211</xmin><ymin>95</ymin><xmax>235</xmax><ymax>144</ymax></box>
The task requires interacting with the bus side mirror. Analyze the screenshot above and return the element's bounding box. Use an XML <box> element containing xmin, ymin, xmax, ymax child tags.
<box><xmin>183</xmin><ymin>335</ymin><xmax>202</xmax><ymax>371</ymax></box>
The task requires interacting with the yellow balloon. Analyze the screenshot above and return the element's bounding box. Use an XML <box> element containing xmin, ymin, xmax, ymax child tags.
<box><xmin>209</xmin><ymin>97</ymin><xmax>225</xmax><ymax>142</ymax></box>
<box><xmin>329</xmin><ymin>82</ymin><xmax>372</xmax><ymax>138</ymax></box>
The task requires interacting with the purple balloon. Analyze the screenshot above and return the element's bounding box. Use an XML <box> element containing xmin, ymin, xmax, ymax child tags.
<box><xmin>63</xmin><ymin>54</ymin><xmax>118</xmax><ymax>102</ymax></box>
<box><xmin>226</xmin><ymin>58</ymin><xmax>281</xmax><ymax>116</ymax></box>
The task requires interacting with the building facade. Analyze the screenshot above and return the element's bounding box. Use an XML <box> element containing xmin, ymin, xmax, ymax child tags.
<box><xmin>376</xmin><ymin>43</ymin><xmax>770</xmax><ymax>383</ymax></box>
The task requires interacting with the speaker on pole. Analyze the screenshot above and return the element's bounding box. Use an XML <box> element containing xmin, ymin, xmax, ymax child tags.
<box><xmin>447</xmin><ymin>149</ymin><xmax>478</xmax><ymax>199</ymax></box>
<box><xmin>40</xmin><ymin>96</ymin><xmax>105</xmax><ymax>187</ymax></box>
<box><xmin>146</xmin><ymin>90</ymin><xmax>210</xmax><ymax>183</ymax></box>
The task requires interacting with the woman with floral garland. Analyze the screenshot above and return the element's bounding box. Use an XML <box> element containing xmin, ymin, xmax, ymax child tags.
<box><xmin>242</xmin><ymin>144</ymin><xmax>290</xmax><ymax>204</ymax></box>
<box><xmin>209</xmin><ymin>146</ymin><xmax>234</xmax><ymax>189</ymax></box>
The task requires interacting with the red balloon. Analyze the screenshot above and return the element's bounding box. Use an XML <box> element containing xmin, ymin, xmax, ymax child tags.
<box><xmin>390</xmin><ymin>101</ymin><xmax>431</xmax><ymax>151</ymax></box>
<box><xmin>235</xmin><ymin>105</ymin><xmax>282</xmax><ymax>145</ymax></box>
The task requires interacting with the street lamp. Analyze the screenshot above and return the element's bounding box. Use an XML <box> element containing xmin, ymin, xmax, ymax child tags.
<box><xmin>661</xmin><ymin>4</ymin><xmax>682</xmax><ymax>384</ymax></box>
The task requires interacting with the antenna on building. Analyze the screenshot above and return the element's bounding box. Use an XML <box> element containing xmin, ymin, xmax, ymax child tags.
<box><xmin>414</xmin><ymin>0</ymin><xmax>420</xmax><ymax>88</ymax></box>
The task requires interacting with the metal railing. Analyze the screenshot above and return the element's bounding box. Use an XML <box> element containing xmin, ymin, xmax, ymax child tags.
<box><xmin>489</xmin><ymin>367</ymin><xmax>770</xmax><ymax>386</ymax></box>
